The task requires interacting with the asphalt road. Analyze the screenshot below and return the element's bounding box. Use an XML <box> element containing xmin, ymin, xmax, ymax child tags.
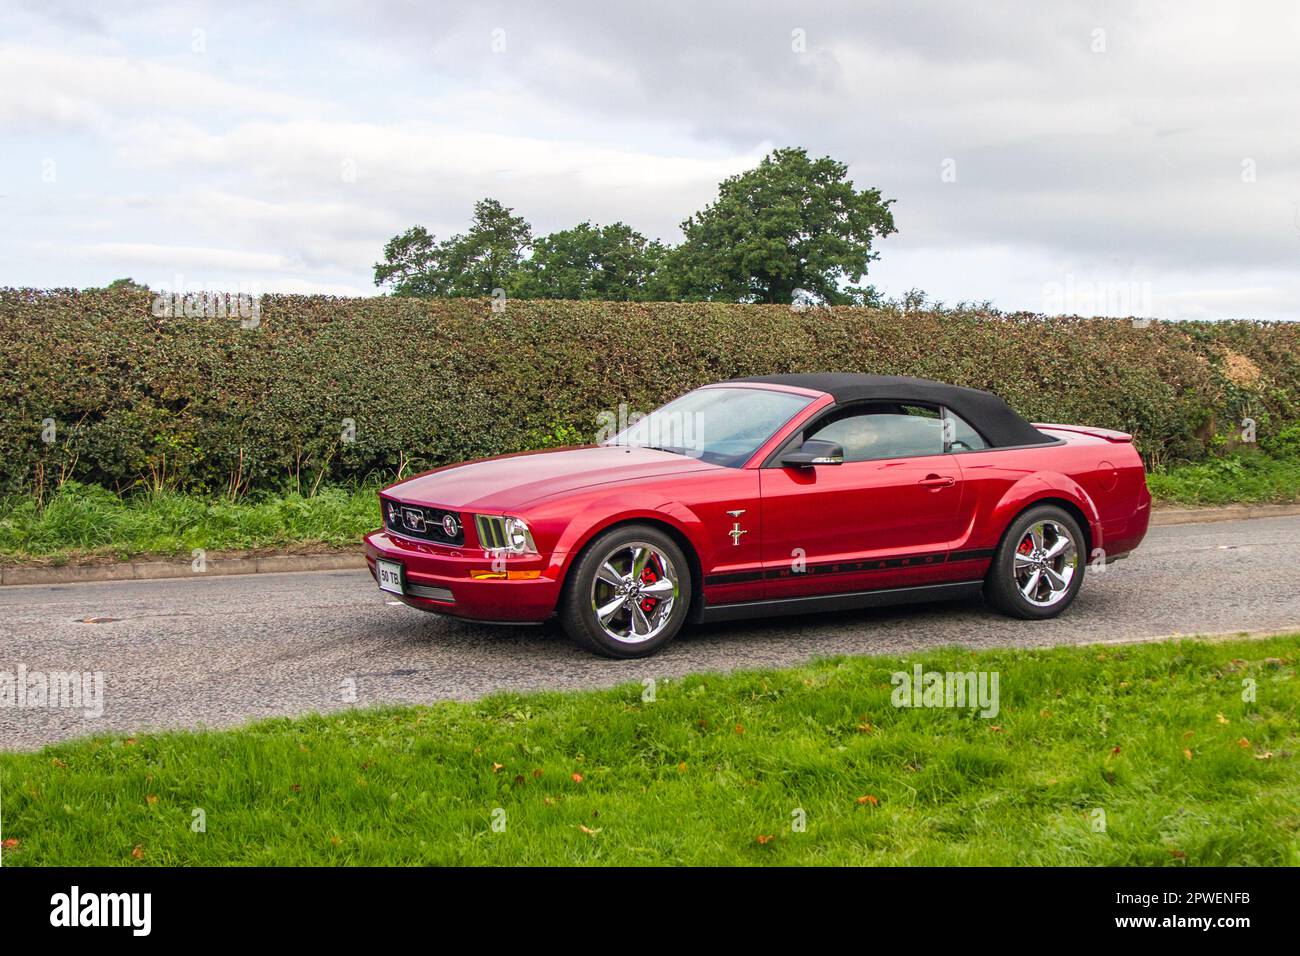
<box><xmin>3</xmin><ymin>515</ymin><xmax>1298</xmax><ymax>751</ymax></box>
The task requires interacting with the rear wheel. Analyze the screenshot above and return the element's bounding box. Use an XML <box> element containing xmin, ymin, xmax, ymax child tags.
<box><xmin>984</xmin><ymin>505</ymin><xmax>1085</xmax><ymax>619</ymax></box>
<box><xmin>558</xmin><ymin>524</ymin><xmax>692</xmax><ymax>658</ymax></box>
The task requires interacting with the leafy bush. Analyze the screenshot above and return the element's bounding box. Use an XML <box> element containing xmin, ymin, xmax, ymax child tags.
<box><xmin>3</xmin><ymin>287</ymin><xmax>1299</xmax><ymax>495</ymax></box>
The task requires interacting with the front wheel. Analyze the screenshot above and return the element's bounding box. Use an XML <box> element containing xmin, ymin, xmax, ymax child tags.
<box><xmin>558</xmin><ymin>524</ymin><xmax>692</xmax><ymax>658</ymax></box>
<box><xmin>983</xmin><ymin>505</ymin><xmax>1085</xmax><ymax>619</ymax></box>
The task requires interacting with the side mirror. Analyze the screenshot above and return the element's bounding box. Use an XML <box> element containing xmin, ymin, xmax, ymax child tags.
<box><xmin>781</xmin><ymin>439</ymin><xmax>844</xmax><ymax>468</ymax></box>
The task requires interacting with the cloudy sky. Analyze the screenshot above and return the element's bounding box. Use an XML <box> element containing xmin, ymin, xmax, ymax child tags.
<box><xmin>4</xmin><ymin>0</ymin><xmax>1299</xmax><ymax>318</ymax></box>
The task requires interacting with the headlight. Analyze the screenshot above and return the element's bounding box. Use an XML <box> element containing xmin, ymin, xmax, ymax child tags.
<box><xmin>475</xmin><ymin>514</ymin><xmax>538</xmax><ymax>554</ymax></box>
<box><xmin>503</xmin><ymin>516</ymin><xmax>537</xmax><ymax>553</ymax></box>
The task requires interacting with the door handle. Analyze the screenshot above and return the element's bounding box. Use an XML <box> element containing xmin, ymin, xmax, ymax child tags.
<box><xmin>918</xmin><ymin>474</ymin><xmax>955</xmax><ymax>488</ymax></box>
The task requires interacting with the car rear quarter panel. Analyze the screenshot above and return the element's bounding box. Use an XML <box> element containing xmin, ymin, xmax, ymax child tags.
<box><xmin>953</xmin><ymin>431</ymin><xmax>1150</xmax><ymax>560</ymax></box>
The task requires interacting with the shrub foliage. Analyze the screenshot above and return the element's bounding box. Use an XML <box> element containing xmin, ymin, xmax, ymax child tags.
<box><xmin>3</xmin><ymin>288</ymin><xmax>1298</xmax><ymax>495</ymax></box>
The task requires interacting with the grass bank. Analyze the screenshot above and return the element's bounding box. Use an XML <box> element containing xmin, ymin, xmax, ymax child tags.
<box><xmin>1</xmin><ymin>635</ymin><xmax>1296</xmax><ymax>866</ymax></box>
<box><xmin>0</xmin><ymin>481</ymin><xmax>376</xmax><ymax>564</ymax></box>
<box><xmin>1146</xmin><ymin>452</ymin><xmax>1300</xmax><ymax>506</ymax></box>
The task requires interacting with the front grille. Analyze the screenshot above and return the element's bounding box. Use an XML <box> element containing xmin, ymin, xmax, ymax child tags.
<box><xmin>406</xmin><ymin>583</ymin><xmax>455</xmax><ymax>602</ymax></box>
<box><xmin>382</xmin><ymin>498</ymin><xmax>465</xmax><ymax>545</ymax></box>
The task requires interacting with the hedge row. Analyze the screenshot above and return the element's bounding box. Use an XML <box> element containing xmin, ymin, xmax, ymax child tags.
<box><xmin>3</xmin><ymin>288</ymin><xmax>1299</xmax><ymax>496</ymax></box>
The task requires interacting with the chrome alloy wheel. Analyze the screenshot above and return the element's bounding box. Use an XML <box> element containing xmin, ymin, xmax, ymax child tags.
<box><xmin>1013</xmin><ymin>519</ymin><xmax>1078</xmax><ymax>607</ymax></box>
<box><xmin>589</xmin><ymin>541</ymin><xmax>680</xmax><ymax>645</ymax></box>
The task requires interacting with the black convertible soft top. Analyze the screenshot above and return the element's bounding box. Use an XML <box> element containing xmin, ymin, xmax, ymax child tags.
<box><xmin>730</xmin><ymin>373</ymin><xmax>1054</xmax><ymax>448</ymax></box>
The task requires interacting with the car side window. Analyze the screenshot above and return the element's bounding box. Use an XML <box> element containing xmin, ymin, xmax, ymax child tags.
<box><xmin>805</xmin><ymin>403</ymin><xmax>945</xmax><ymax>462</ymax></box>
<box><xmin>942</xmin><ymin>407</ymin><xmax>989</xmax><ymax>452</ymax></box>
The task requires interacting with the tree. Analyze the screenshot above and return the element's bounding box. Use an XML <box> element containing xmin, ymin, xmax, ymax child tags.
<box><xmin>373</xmin><ymin>226</ymin><xmax>441</xmax><ymax>297</ymax></box>
<box><xmin>668</xmin><ymin>147</ymin><xmax>896</xmax><ymax>304</ymax></box>
<box><xmin>438</xmin><ymin>198</ymin><xmax>532</xmax><ymax>296</ymax></box>
<box><xmin>104</xmin><ymin>277</ymin><xmax>150</xmax><ymax>292</ymax></box>
<box><xmin>373</xmin><ymin>199</ymin><xmax>532</xmax><ymax>297</ymax></box>
<box><xmin>514</xmin><ymin>222</ymin><xmax>667</xmax><ymax>300</ymax></box>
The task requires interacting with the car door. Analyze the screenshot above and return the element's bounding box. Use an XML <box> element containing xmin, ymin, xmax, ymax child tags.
<box><xmin>759</xmin><ymin>402</ymin><xmax>971</xmax><ymax>600</ymax></box>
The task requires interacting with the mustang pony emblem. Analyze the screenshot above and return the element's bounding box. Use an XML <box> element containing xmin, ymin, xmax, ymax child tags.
<box><xmin>727</xmin><ymin>509</ymin><xmax>747</xmax><ymax>546</ymax></box>
<box><xmin>402</xmin><ymin>507</ymin><xmax>426</xmax><ymax>532</ymax></box>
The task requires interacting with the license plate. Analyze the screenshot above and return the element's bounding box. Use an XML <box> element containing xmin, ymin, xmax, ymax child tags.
<box><xmin>376</xmin><ymin>559</ymin><xmax>404</xmax><ymax>595</ymax></box>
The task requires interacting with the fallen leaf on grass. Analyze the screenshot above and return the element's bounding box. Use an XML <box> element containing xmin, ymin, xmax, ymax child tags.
<box><xmin>131</xmin><ymin>845</ymin><xmax>144</xmax><ymax>860</ymax></box>
<box><xmin>756</xmin><ymin>834</ymin><xmax>776</xmax><ymax>845</ymax></box>
<box><xmin>1254</xmin><ymin>752</ymin><xmax>1274</xmax><ymax>760</ymax></box>
<box><xmin>1183</xmin><ymin>749</ymin><xmax>1194</xmax><ymax>760</ymax></box>
<box><xmin>578</xmin><ymin>825</ymin><xmax>601</xmax><ymax>836</ymax></box>
<box><xmin>1168</xmin><ymin>848</ymin><xmax>1186</xmax><ymax>859</ymax></box>
<box><xmin>571</xmin><ymin>773</ymin><xmax>583</xmax><ymax>783</ymax></box>
<box><xmin>1216</xmin><ymin>713</ymin><xmax>1229</xmax><ymax>724</ymax></box>
<box><xmin>491</xmin><ymin>762</ymin><xmax>504</xmax><ymax>773</ymax></box>
<box><xmin>145</xmin><ymin>794</ymin><xmax>158</xmax><ymax>805</ymax></box>
<box><xmin>2</xmin><ymin>838</ymin><xmax>18</xmax><ymax>850</ymax></box>
<box><xmin>856</xmin><ymin>794</ymin><xmax>880</xmax><ymax>806</ymax></box>
<box><xmin>1237</xmin><ymin>738</ymin><xmax>1251</xmax><ymax>749</ymax></box>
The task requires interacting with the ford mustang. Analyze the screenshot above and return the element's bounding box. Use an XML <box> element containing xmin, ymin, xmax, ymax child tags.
<box><xmin>364</xmin><ymin>374</ymin><xmax>1151</xmax><ymax>657</ymax></box>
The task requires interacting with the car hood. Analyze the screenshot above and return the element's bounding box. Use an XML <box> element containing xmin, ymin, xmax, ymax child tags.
<box><xmin>384</xmin><ymin>445</ymin><xmax>717</xmax><ymax>512</ymax></box>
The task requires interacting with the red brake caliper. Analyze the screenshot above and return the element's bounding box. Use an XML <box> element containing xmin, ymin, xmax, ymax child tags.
<box><xmin>639</xmin><ymin>562</ymin><xmax>659</xmax><ymax>615</ymax></box>
<box><xmin>1018</xmin><ymin>536</ymin><xmax>1034</xmax><ymax>556</ymax></box>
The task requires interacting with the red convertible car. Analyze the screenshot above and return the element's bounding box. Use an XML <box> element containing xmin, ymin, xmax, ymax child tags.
<box><xmin>365</xmin><ymin>374</ymin><xmax>1151</xmax><ymax>657</ymax></box>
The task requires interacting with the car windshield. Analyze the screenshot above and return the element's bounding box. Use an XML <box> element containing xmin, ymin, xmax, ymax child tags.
<box><xmin>605</xmin><ymin>386</ymin><xmax>814</xmax><ymax>467</ymax></box>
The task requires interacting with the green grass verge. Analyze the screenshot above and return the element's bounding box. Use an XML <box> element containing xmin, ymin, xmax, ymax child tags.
<box><xmin>0</xmin><ymin>481</ymin><xmax>377</xmax><ymax>562</ymax></box>
<box><xmin>1147</xmin><ymin>452</ymin><xmax>1300</xmax><ymax>506</ymax></box>
<box><xmin>2</xmin><ymin>635</ymin><xmax>1296</xmax><ymax>866</ymax></box>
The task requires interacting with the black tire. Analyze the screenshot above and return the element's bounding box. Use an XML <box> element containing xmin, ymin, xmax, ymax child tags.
<box><xmin>983</xmin><ymin>505</ymin><xmax>1086</xmax><ymax>619</ymax></box>
<box><xmin>558</xmin><ymin>524</ymin><xmax>693</xmax><ymax>659</ymax></box>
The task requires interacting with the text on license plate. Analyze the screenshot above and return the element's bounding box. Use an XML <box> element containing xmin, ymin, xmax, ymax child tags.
<box><xmin>376</xmin><ymin>559</ymin><xmax>404</xmax><ymax>594</ymax></box>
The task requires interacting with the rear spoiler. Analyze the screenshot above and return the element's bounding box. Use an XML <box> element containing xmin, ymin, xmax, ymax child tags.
<box><xmin>1033</xmin><ymin>423</ymin><xmax>1134</xmax><ymax>443</ymax></box>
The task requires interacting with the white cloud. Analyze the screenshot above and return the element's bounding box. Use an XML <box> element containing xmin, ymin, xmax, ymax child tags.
<box><xmin>2</xmin><ymin>0</ymin><xmax>1298</xmax><ymax>317</ymax></box>
<box><xmin>0</xmin><ymin>45</ymin><xmax>324</xmax><ymax>132</ymax></box>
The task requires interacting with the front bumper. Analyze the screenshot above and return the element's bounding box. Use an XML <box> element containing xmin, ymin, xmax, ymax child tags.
<box><xmin>363</xmin><ymin>529</ymin><xmax>565</xmax><ymax>623</ymax></box>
